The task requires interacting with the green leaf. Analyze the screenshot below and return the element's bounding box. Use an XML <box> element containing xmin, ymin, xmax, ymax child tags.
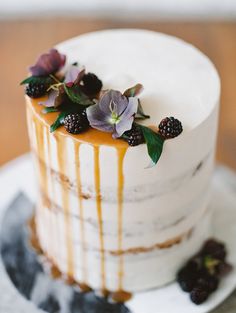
<box><xmin>135</xmin><ymin>100</ymin><xmax>150</xmax><ymax>120</ymax></box>
<box><xmin>50</xmin><ymin>111</ymin><xmax>68</xmax><ymax>133</ymax></box>
<box><xmin>20</xmin><ymin>76</ymin><xmax>52</xmax><ymax>85</ymax></box>
<box><xmin>42</xmin><ymin>107</ymin><xmax>58</xmax><ymax>114</ymax></box>
<box><xmin>139</xmin><ymin>124</ymin><xmax>164</xmax><ymax>165</ymax></box>
<box><xmin>64</xmin><ymin>85</ymin><xmax>94</xmax><ymax>106</ymax></box>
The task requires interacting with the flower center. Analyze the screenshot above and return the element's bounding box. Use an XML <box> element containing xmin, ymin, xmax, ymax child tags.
<box><xmin>109</xmin><ymin>100</ymin><xmax>121</xmax><ymax>124</ymax></box>
<box><xmin>110</xmin><ymin>111</ymin><xmax>120</xmax><ymax>124</ymax></box>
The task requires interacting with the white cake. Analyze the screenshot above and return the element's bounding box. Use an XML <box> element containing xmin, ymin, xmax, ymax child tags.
<box><xmin>26</xmin><ymin>29</ymin><xmax>220</xmax><ymax>300</ymax></box>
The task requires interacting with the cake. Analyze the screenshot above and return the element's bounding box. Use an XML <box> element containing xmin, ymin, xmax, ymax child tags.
<box><xmin>24</xmin><ymin>29</ymin><xmax>220</xmax><ymax>301</ymax></box>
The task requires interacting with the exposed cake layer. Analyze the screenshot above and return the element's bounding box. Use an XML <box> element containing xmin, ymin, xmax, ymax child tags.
<box><xmin>26</xmin><ymin>29</ymin><xmax>220</xmax><ymax>294</ymax></box>
<box><xmin>35</xmin><ymin>201</ymin><xmax>212</xmax><ymax>292</ymax></box>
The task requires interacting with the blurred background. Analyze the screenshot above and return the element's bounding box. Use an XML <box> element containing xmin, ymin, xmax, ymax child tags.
<box><xmin>0</xmin><ymin>0</ymin><xmax>236</xmax><ymax>169</ymax></box>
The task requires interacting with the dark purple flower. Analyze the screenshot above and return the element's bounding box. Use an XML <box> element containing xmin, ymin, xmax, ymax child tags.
<box><xmin>29</xmin><ymin>49</ymin><xmax>66</xmax><ymax>76</ymax></box>
<box><xmin>86</xmin><ymin>90</ymin><xmax>138</xmax><ymax>138</ymax></box>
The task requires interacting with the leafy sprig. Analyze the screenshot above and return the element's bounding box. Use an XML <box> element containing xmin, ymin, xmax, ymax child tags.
<box><xmin>138</xmin><ymin>124</ymin><xmax>164</xmax><ymax>165</ymax></box>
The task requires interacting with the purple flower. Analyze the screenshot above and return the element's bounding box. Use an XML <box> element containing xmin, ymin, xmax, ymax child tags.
<box><xmin>29</xmin><ymin>49</ymin><xmax>66</xmax><ymax>76</ymax></box>
<box><xmin>39</xmin><ymin>85</ymin><xmax>64</xmax><ymax>108</ymax></box>
<box><xmin>64</xmin><ymin>64</ymin><xmax>85</xmax><ymax>87</ymax></box>
<box><xmin>86</xmin><ymin>90</ymin><xmax>138</xmax><ymax>138</ymax></box>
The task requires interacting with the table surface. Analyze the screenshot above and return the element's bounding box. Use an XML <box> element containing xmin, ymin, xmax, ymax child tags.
<box><xmin>0</xmin><ymin>19</ymin><xmax>236</xmax><ymax>169</ymax></box>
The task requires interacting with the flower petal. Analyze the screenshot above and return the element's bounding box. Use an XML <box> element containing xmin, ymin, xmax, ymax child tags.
<box><xmin>64</xmin><ymin>65</ymin><xmax>85</xmax><ymax>85</ymax></box>
<box><xmin>86</xmin><ymin>104</ymin><xmax>114</xmax><ymax>133</ymax></box>
<box><xmin>29</xmin><ymin>49</ymin><xmax>66</xmax><ymax>76</ymax></box>
<box><xmin>113</xmin><ymin>116</ymin><xmax>134</xmax><ymax>138</ymax></box>
<box><xmin>39</xmin><ymin>90</ymin><xmax>58</xmax><ymax>107</ymax></box>
<box><xmin>112</xmin><ymin>97</ymin><xmax>138</xmax><ymax>138</ymax></box>
<box><xmin>87</xmin><ymin>90</ymin><xmax>138</xmax><ymax>136</ymax></box>
<box><xmin>122</xmin><ymin>97</ymin><xmax>139</xmax><ymax>119</ymax></box>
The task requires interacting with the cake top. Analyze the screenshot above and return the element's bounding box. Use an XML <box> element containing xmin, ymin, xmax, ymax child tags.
<box><xmin>21</xmin><ymin>29</ymin><xmax>220</xmax><ymax>166</ymax></box>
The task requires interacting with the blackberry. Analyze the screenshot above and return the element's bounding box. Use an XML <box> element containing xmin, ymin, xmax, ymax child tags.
<box><xmin>178</xmin><ymin>276</ymin><xmax>196</xmax><ymax>292</ymax></box>
<box><xmin>185</xmin><ymin>258</ymin><xmax>201</xmax><ymax>273</ymax></box>
<box><xmin>196</xmin><ymin>274</ymin><xmax>219</xmax><ymax>293</ymax></box>
<box><xmin>190</xmin><ymin>287</ymin><xmax>209</xmax><ymax>305</ymax></box>
<box><xmin>82</xmin><ymin>72</ymin><xmax>103</xmax><ymax>96</ymax></box>
<box><xmin>216</xmin><ymin>262</ymin><xmax>233</xmax><ymax>277</ymax></box>
<box><xmin>123</xmin><ymin>124</ymin><xmax>145</xmax><ymax>146</ymax></box>
<box><xmin>64</xmin><ymin>112</ymin><xmax>89</xmax><ymax>134</ymax></box>
<box><xmin>158</xmin><ymin>117</ymin><xmax>183</xmax><ymax>139</ymax></box>
<box><xmin>201</xmin><ymin>239</ymin><xmax>226</xmax><ymax>261</ymax></box>
<box><xmin>177</xmin><ymin>266</ymin><xmax>198</xmax><ymax>292</ymax></box>
<box><xmin>25</xmin><ymin>82</ymin><xmax>48</xmax><ymax>98</ymax></box>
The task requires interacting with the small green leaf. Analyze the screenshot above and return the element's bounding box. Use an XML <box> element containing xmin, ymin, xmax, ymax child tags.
<box><xmin>135</xmin><ymin>100</ymin><xmax>150</xmax><ymax>120</ymax></box>
<box><xmin>42</xmin><ymin>107</ymin><xmax>58</xmax><ymax>114</ymax></box>
<box><xmin>20</xmin><ymin>76</ymin><xmax>52</xmax><ymax>85</ymax></box>
<box><xmin>50</xmin><ymin>111</ymin><xmax>68</xmax><ymax>133</ymax></box>
<box><xmin>139</xmin><ymin>124</ymin><xmax>164</xmax><ymax>165</ymax></box>
<box><xmin>64</xmin><ymin>85</ymin><xmax>94</xmax><ymax>106</ymax></box>
<box><xmin>204</xmin><ymin>255</ymin><xmax>220</xmax><ymax>275</ymax></box>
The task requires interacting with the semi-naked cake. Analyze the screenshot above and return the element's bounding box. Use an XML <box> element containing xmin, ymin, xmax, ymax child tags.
<box><xmin>24</xmin><ymin>29</ymin><xmax>220</xmax><ymax>301</ymax></box>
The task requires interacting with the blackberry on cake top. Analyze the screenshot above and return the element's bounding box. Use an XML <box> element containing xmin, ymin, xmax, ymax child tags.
<box><xmin>123</xmin><ymin>124</ymin><xmax>145</xmax><ymax>146</ymax></box>
<box><xmin>81</xmin><ymin>72</ymin><xmax>103</xmax><ymax>96</ymax></box>
<box><xmin>64</xmin><ymin>112</ymin><xmax>89</xmax><ymax>134</ymax></box>
<box><xmin>158</xmin><ymin>116</ymin><xmax>183</xmax><ymax>139</ymax></box>
<box><xmin>25</xmin><ymin>82</ymin><xmax>48</xmax><ymax>98</ymax></box>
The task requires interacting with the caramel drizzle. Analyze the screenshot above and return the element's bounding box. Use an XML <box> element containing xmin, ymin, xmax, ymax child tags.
<box><xmin>46</xmin><ymin>131</ymin><xmax>59</xmax><ymax>265</ymax></box>
<box><xmin>116</xmin><ymin>147</ymin><xmax>127</xmax><ymax>291</ymax></box>
<box><xmin>56</xmin><ymin>135</ymin><xmax>75</xmax><ymax>279</ymax></box>
<box><xmin>94</xmin><ymin>146</ymin><xmax>106</xmax><ymax>291</ymax></box>
<box><xmin>34</xmin><ymin>118</ymin><xmax>51</xmax><ymax>255</ymax></box>
<box><xmin>74</xmin><ymin>142</ymin><xmax>88</xmax><ymax>284</ymax></box>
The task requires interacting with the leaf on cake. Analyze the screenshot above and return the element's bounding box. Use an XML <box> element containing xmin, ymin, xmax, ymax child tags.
<box><xmin>20</xmin><ymin>76</ymin><xmax>52</xmax><ymax>86</ymax></box>
<box><xmin>64</xmin><ymin>85</ymin><xmax>94</xmax><ymax>106</ymax></box>
<box><xmin>139</xmin><ymin>124</ymin><xmax>164</xmax><ymax>165</ymax></box>
<box><xmin>42</xmin><ymin>107</ymin><xmax>58</xmax><ymax>114</ymax></box>
<box><xmin>50</xmin><ymin>111</ymin><xmax>68</xmax><ymax>132</ymax></box>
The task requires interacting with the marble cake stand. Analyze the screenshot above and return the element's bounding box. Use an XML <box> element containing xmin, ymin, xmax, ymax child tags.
<box><xmin>0</xmin><ymin>154</ymin><xmax>236</xmax><ymax>313</ymax></box>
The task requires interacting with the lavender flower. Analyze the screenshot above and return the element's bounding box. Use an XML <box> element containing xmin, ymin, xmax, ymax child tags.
<box><xmin>64</xmin><ymin>64</ymin><xmax>85</xmax><ymax>87</ymax></box>
<box><xmin>86</xmin><ymin>90</ymin><xmax>138</xmax><ymax>138</ymax></box>
<box><xmin>39</xmin><ymin>85</ymin><xmax>65</xmax><ymax>108</ymax></box>
<box><xmin>29</xmin><ymin>49</ymin><xmax>66</xmax><ymax>76</ymax></box>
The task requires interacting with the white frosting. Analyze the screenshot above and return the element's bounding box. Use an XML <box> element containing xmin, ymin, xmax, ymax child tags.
<box><xmin>27</xmin><ymin>29</ymin><xmax>220</xmax><ymax>293</ymax></box>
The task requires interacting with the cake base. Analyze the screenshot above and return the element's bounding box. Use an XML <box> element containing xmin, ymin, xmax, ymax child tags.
<box><xmin>0</xmin><ymin>156</ymin><xmax>236</xmax><ymax>313</ymax></box>
<box><xmin>28</xmin><ymin>216</ymin><xmax>132</xmax><ymax>303</ymax></box>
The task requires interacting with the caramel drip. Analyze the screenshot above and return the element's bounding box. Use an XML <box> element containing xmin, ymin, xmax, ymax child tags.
<box><xmin>74</xmin><ymin>142</ymin><xmax>88</xmax><ymax>284</ymax></box>
<box><xmin>116</xmin><ymin>147</ymin><xmax>127</xmax><ymax>291</ymax></box>
<box><xmin>34</xmin><ymin>119</ymin><xmax>48</xmax><ymax>200</ymax></box>
<box><xmin>55</xmin><ymin>134</ymin><xmax>75</xmax><ymax>279</ymax></box>
<box><xmin>46</xmin><ymin>130</ymin><xmax>58</xmax><ymax>265</ymax></box>
<box><xmin>33</xmin><ymin>116</ymin><xmax>52</xmax><ymax>256</ymax></box>
<box><xmin>94</xmin><ymin>146</ymin><xmax>106</xmax><ymax>291</ymax></box>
